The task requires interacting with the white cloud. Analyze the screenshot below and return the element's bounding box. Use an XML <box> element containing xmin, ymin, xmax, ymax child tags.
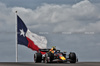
<box><xmin>0</xmin><ymin>2</ymin><xmax>15</xmax><ymax>32</ymax></box>
<box><xmin>53</xmin><ymin>0</ymin><xmax>100</xmax><ymax>32</ymax></box>
<box><xmin>11</xmin><ymin>0</ymin><xmax>100</xmax><ymax>33</ymax></box>
<box><xmin>0</xmin><ymin>0</ymin><xmax>100</xmax><ymax>33</ymax></box>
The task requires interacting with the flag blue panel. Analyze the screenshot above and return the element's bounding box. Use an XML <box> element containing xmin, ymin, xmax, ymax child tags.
<box><xmin>17</xmin><ymin>15</ymin><xmax>28</xmax><ymax>46</ymax></box>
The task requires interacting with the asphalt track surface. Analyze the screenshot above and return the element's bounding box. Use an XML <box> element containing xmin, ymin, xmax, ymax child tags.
<box><xmin>0</xmin><ymin>62</ymin><xmax>100</xmax><ymax>66</ymax></box>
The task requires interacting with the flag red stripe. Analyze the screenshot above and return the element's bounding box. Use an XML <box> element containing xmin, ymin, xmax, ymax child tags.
<box><xmin>26</xmin><ymin>37</ymin><xmax>47</xmax><ymax>54</ymax></box>
<box><xmin>26</xmin><ymin>37</ymin><xmax>40</xmax><ymax>51</ymax></box>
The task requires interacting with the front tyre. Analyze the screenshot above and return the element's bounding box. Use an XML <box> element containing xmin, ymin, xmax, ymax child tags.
<box><xmin>45</xmin><ymin>52</ymin><xmax>54</xmax><ymax>63</ymax></box>
<box><xmin>69</xmin><ymin>52</ymin><xmax>76</xmax><ymax>63</ymax></box>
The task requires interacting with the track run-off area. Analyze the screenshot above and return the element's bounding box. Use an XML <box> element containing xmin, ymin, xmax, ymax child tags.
<box><xmin>0</xmin><ymin>62</ymin><xmax>100</xmax><ymax>66</ymax></box>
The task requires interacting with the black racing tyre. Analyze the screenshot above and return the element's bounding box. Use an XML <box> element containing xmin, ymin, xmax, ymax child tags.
<box><xmin>49</xmin><ymin>52</ymin><xmax>54</xmax><ymax>61</ymax></box>
<box><xmin>34</xmin><ymin>53</ymin><xmax>42</xmax><ymax>63</ymax></box>
<box><xmin>69</xmin><ymin>52</ymin><xmax>76</xmax><ymax>63</ymax></box>
<box><xmin>45</xmin><ymin>52</ymin><xmax>54</xmax><ymax>63</ymax></box>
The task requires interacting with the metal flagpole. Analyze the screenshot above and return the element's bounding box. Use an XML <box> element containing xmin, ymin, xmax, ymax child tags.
<box><xmin>15</xmin><ymin>11</ymin><xmax>18</xmax><ymax>62</ymax></box>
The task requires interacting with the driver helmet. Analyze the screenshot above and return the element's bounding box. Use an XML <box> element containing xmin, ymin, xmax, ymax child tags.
<box><xmin>52</xmin><ymin>46</ymin><xmax>56</xmax><ymax>50</ymax></box>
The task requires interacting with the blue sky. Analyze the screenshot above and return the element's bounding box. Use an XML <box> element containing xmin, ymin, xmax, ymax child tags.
<box><xmin>0</xmin><ymin>0</ymin><xmax>100</xmax><ymax>62</ymax></box>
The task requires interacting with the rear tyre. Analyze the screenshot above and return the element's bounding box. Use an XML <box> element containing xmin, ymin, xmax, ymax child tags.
<box><xmin>69</xmin><ymin>52</ymin><xmax>76</xmax><ymax>63</ymax></box>
<box><xmin>34</xmin><ymin>53</ymin><xmax>42</xmax><ymax>63</ymax></box>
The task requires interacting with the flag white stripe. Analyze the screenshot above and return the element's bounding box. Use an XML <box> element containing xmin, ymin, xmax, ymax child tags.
<box><xmin>26</xmin><ymin>29</ymin><xmax>47</xmax><ymax>49</ymax></box>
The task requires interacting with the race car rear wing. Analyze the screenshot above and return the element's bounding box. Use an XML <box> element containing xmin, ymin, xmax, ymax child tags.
<box><xmin>39</xmin><ymin>49</ymin><xmax>51</xmax><ymax>52</ymax></box>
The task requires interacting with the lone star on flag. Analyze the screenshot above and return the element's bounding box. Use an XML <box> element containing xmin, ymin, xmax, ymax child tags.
<box><xmin>20</xmin><ymin>29</ymin><xmax>25</xmax><ymax>37</ymax></box>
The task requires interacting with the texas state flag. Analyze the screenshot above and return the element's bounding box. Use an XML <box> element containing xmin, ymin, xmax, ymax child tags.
<box><xmin>17</xmin><ymin>15</ymin><xmax>47</xmax><ymax>51</ymax></box>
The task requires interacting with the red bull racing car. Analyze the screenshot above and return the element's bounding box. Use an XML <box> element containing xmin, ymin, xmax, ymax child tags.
<box><xmin>34</xmin><ymin>49</ymin><xmax>78</xmax><ymax>63</ymax></box>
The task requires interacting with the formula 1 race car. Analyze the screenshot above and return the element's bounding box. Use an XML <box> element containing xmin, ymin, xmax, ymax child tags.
<box><xmin>34</xmin><ymin>49</ymin><xmax>78</xmax><ymax>63</ymax></box>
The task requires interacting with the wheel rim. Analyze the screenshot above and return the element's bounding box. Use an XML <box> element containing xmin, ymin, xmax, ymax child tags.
<box><xmin>45</xmin><ymin>54</ymin><xmax>48</xmax><ymax>63</ymax></box>
<box><xmin>45</xmin><ymin>57</ymin><xmax>47</xmax><ymax>63</ymax></box>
